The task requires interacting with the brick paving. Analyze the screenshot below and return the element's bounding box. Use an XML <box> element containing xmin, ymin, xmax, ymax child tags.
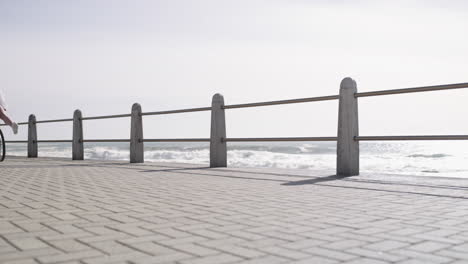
<box><xmin>1</xmin><ymin>157</ymin><xmax>468</xmax><ymax>264</ymax></box>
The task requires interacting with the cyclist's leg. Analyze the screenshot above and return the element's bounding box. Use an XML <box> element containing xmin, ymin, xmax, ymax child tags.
<box><xmin>0</xmin><ymin>107</ymin><xmax>12</xmax><ymax>126</ymax></box>
<box><xmin>0</xmin><ymin>107</ymin><xmax>18</xmax><ymax>134</ymax></box>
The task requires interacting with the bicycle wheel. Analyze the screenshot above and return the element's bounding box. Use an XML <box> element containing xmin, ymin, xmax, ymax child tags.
<box><xmin>0</xmin><ymin>129</ymin><xmax>5</xmax><ymax>162</ymax></box>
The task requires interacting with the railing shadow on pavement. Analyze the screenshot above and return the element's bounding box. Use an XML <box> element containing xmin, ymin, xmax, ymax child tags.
<box><xmin>282</xmin><ymin>175</ymin><xmax>349</xmax><ymax>185</ymax></box>
<box><xmin>55</xmin><ymin>162</ymin><xmax>468</xmax><ymax>199</ymax></box>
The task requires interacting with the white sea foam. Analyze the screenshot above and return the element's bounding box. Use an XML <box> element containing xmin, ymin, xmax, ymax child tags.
<box><xmin>5</xmin><ymin>141</ymin><xmax>468</xmax><ymax>177</ymax></box>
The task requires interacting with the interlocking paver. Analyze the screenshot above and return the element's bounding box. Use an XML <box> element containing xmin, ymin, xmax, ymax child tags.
<box><xmin>291</xmin><ymin>256</ymin><xmax>339</xmax><ymax>264</ymax></box>
<box><xmin>35</xmin><ymin>250</ymin><xmax>104</xmax><ymax>264</ymax></box>
<box><xmin>450</xmin><ymin>242</ymin><xmax>468</xmax><ymax>252</ymax></box>
<box><xmin>281</xmin><ymin>239</ymin><xmax>326</xmax><ymax>250</ymax></box>
<box><xmin>2</xmin><ymin>157</ymin><xmax>468</xmax><ymax>263</ymax></box>
<box><xmin>407</xmin><ymin>241</ymin><xmax>451</xmax><ymax>253</ymax></box>
<box><xmin>215</xmin><ymin>245</ymin><xmax>266</xmax><ymax>258</ymax></box>
<box><xmin>45</xmin><ymin>239</ymin><xmax>92</xmax><ymax>252</ymax></box>
<box><xmin>169</xmin><ymin>243</ymin><xmax>219</xmax><ymax>257</ymax></box>
<box><xmin>0</xmin><ymin>247</ymin><xmax>61</xmax><ymax>262</ymax></box>
<box><xmin>7</xmin><ymin>237</ymin><xmax>49</xmax><ymax>250</ymax></box>
<box><xmin>364</xmin><ymin>240</ymin><xmax>410</xmax><ymax>251</ymax></box>
<box><xmin>303</xmin><ymin>247</ymin><xmax>358</xmax><ymax>261</ymax></box>
<box><xmin>322</xmin><ymin>239</ymin><xmax>367</xmax><ymax>250</ymax></box>
<box><xmin>342</xmin><ymin>258</ymin><xmax>389</xmax><ymax>264</ymax></box>
<box><xmin>132</xmin><ymin>252</ymin><xmax>194</xmax><ymax>264</ymax></box>
<box><xmin>3</xmin><ymin>259</ymin><xmax>39</xmax><ymax>264</ymax></box>
<box><xmin>235</xmin><ymin>255</ymin><xmax>290</xmax><ymax>263</ymax></box>
<box><xmin>81</xmin><ymin>251</ymin><xmax>150</xmax><ymax>264</ymax></box>
<box><xmin>178</xmin><ymin>253</ymin><xmax>243</xmax><ymax>264</ymax></box>
<box><xmin>390</xmin><ymin>249</ymin><xmax>453</xmax><ymax>263</ymax></box>
<box><xmin>345</xmin><ymin>247</ymin><xmax>407</xmax><ymax>262</ymax></box>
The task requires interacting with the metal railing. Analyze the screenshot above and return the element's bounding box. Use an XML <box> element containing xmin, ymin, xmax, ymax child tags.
<box><xmin>2</xmin><ymin>78</ymin><xmax>467</xmax><ymax>176</ymax></box>
<box><xmin>224</xmin><ymin>137</ymin><xmax>337</xmax><ymax>142</ymax></box>
<box><xmin>355</xmin><ymin>82</ymin><xmax>468</xmax><ymax>97</ymax></box>
<box><xmin>223</xmin><ymin>95</ymin><xmax>340</xmax><ymax>109</ymax></box>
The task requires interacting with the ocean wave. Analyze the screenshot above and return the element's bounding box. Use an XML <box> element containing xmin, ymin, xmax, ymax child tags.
<box><xmin>86</xmin><ymin>147</ymin><xmax>129</xmax><ymax>160</ymax></box>
<box><xmin>407</xmin><ymin>153</ymin><xmax>451</xmax><ymax>158</ymax></box>
<box><xmin>5</xmin><ymin>142</ymin><xmax>468</xmax><ymax>177</ymax></box>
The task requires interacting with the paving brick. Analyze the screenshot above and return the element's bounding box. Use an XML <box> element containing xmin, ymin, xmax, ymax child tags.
<box><xmin>291</xmin><ymin>256</ymin><xmax>339</xmax><ymax>264</ymax></box>
<box><xmin>342</xmin><ymin>258</ymin><xmax>390</xmax><ymax>264</ymax></box>
<box><xmin>132</xmin><ymin>252</ymin><xmax>194</xmax><ymax>264</ymax></box>
<box><xmin>303</xmin><ymin>247</ymin><xmax>358</xmax><ymax>261</ymax></box>
<box><xmin>235</xmin><ymin>255</ymin><xmax>289</xmax><ymax>264</ymax></box>
<box><xmin>45</xmin><ymin>239</ymin><xmax>93</xmax><ymax>253</ymax></box>
<box><xmin>396</xmin><ymin>259</ymin><xmax>431</xmax><ymax>264</ymax></box>
<box><xmin>450</xmin><ymin>261</ymin><xmax>468</xmax><ymax>264</ymax></box>
<box><xmin>450</xmin><ymin>242</ymin><xmax>468</xmax><ymax>252</ymax></box>
<box><xmin>390</xmin><ymin>249</ymin><xmax>453</xmax><ymax>263</ymax></box>
<box><xmin>117</xmin><ymin>234</ymin><xmax>170</xmax><ymax>244</ymax></box>
<box><xmin>346</xmin><ymin>247</ymin><xmax>407</xmax><ymax>262</ymax></box>
<box><xmin>241</xmin><ymin>238</ymin><xmax>287</xmax><ymax>248</ymax></box>
<box><xmin>0</xmin><ymin>247</ymin><xmax>61</xmax><ymax>262</ymax></box>
<box><xmin>0</xmin><ymin>222</ymin><xmax>25</xmax><ymax>234</ymax></box>
<box><xmin>152</xmin><ymin>228</ymin><xmax>191</xmax><ymax>238</ymax></box>
<box><xmin>322</xmin><ymin>239</ymin><xmax>367</xmax><ymax>250</ymax></box>
<box><xmin>36</xmin><ymin>250</ymin><xmax>103</xmax><ymax>264</ymax></box>
<box><xmin>170</xmin><ymin>243</ymin><xmax>219</xmax><ymax>257</ymax></box>
<box><xmin>126</xmin><ymin>241</ymin><xmax>175</xmax><ymax>255</ymax></box>
<box><xmin>81</xmin><ymin>251</ymin><xmax>149</xmax><ymax>264</ymax></box>
<box><xmin>281</xmin><ymin>239</ymin><xmax>326</xmax><ymax>250</ymax></box>
<box><xmin>437</xmin><ymin>249</ymin><xmax>468</xmax><ymax>259</ymax></box>
<box><xmin>365</xmin><ymin>240</ymin><xmax>410</xmax><ymax>251</ymax></box>
<box><xmin>407</xmin><ymin>241</ymin><xmax>451</xmax><ymax>253</ymax></box>
<box><xmin>7</xmin><ymin>237</ymin><xmax>49</xmax><ymax>250</ymax></box>
<box><xmin>215</xmin><ymin>245</ymin><xmax>265</xmax><ymax>258</ymax></box>
<box><xmin>178</xmin><ymin>253</ymin><xmax>243</xmax><ymax>264</ymax></box>
<box><xmin>87</xmin><ymin>240</ymin><xmax>135</xmax><ymax>255</ymax></box>
<box><xmin>3</xmin><ymin>259</ymin><xmax>39</xmax><ymax>264</ymax></box>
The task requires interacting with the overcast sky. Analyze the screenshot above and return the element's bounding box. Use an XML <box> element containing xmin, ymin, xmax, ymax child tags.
<box><xmin>1</xmin><ymin>0</ymin><xmax>467</xmax><ymax>141</ymax></box>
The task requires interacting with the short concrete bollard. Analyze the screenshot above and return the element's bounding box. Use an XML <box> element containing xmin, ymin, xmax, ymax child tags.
<box><xmin>72</xmin><ymin>110</ymin><xmax>84</xmax><ymax>160</ymax></box>
<box><xmin>337</xmin><ymin>77</ymin><xmax>359</xmax><ymax>176</ymax></box>
<box><xmin>28</xmin><ymin>114</ymin><xmax>38</xmax><ymax>158</ymax></box>
<box><xmin>130</xmin><ymin>103</ymin><xmax>144</xmax><ymax>163</ymax></box>
<box><xmin>210</xmin><ymin>94</ymin><xmax>227</xmax><ymax>167</ymax></box>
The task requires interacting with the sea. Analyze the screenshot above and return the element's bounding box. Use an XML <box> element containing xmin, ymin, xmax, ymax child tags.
<box><xmin>5</xmin><ymin>141</ymin><xmax>468</xmax><ymax>177</ymax></box>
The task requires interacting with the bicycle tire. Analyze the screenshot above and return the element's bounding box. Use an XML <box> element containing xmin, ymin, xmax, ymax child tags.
<box><xmin>0</xmin><ymin>129</ymin><xmax>5</xmax><ymax>162</ymax></box>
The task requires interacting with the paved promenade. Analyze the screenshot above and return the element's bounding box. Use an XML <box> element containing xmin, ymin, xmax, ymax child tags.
<box><xmin>1</xmin><ymin>157</ymin><xmax>468</xmax><ymax>264</ymax></box>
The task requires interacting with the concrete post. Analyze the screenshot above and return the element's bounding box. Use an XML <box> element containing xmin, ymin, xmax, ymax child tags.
<box><xmin>337</xmin><ymin>77</ymin><xmax>359</xmax><ymax>176</ymax></box>
<box><xmin>210</xmin><ymin>94</ymin><xmax>227</xmax><ymax>167</ymax></box>
<box><xmin>72</xmin><ymin>110</ymin><xmax>84</xmax><ymax>160</ymax></box>
<box><xmin>130</xmin><ymin>103</ymin><xmax>144</xmax><ymax>163</ymax></box>
<box><xmin>28</xmin><ymin>114</ymin><xmax>38</xmax><ymax>158</ymax></box>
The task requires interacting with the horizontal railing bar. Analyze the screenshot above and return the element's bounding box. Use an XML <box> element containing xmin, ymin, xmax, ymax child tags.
<box><xmin>224</xmin><ymin>137</ymin><xmax>337</xmax><ymax>142</ymax></box>
<box><xmin>81</xmin><ymin>114</ymin><xmax>132</xmax><ymax>121</ymax></box>
<box><xmin>142</xmin><ymin>107</ymin><xmax>212</xmax><ymax>116</ymax></box>
<box><xmin>356</xmin><ymin>135</ymin><xmax>468</xmax><ymax>141</ymax></box>
<box><xmin>5</xmin><ymin>140</ymin><xmax>28</xmax><ymax>143</ymax></box>
<box><xmin>36</xmin><ymin>140</ymin><xmax>73</xmax><ymax>143</ymax></box>
<box><xmin>35</xmin><ymin>118</ymin><xmax>73</xmax><ymax>124</ymax></box>
<box><xmin>223</xmin><ymin>95</ymin><xmax>340</xmax><ymax>109</ymax></box>
<box><xmin>0</xmin><ymin>122</ymin><xmax>28</xmax><ymax>126</ymax></box>
<box><xmin>144</xmin><ymin>138</ymin><xmax>210</xmax><ymax>142</ymax></box>
<box><xmin>82</xmin><ymin>139</ymin><xmax>130</xmax><ymax>142</ymax></box>
<box><xmin>356</xmin><ymin>82</ymin><xmax>468</xmax><ymax>97</ymax></box>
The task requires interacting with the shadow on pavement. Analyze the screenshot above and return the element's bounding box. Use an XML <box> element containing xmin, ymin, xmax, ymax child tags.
<box><xmin>282</xmin><ymin>175</ymin><xmax>348</xmax><ymax>185</ymax></box>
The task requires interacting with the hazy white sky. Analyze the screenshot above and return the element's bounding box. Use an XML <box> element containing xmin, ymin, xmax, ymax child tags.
<box><xmin>1</xmin><ymin>0</ymin><xmax>467</xmax><ymax>140</ymax></box>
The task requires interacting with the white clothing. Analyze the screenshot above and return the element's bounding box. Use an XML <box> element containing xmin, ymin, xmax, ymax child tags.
<box><xmin>0</xmin><ymin>90</ymin><xmax>6</xmax><ymax>109</ymax></box>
